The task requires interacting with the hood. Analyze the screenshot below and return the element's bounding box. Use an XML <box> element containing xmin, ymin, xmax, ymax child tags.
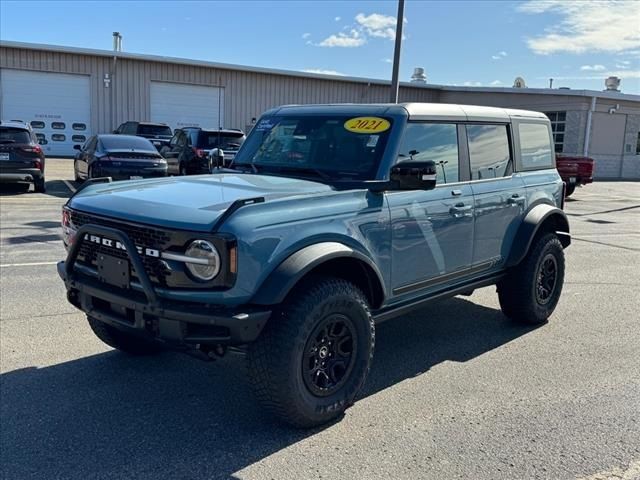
<box><xmin>68</xmin><ymin>173</ymin><xmax>332</xmax><ymax>231</ymax></box>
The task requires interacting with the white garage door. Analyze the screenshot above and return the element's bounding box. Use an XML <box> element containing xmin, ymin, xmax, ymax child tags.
<box><xmin>0</xmin><ymin>69</ymin><xmax>91</xmax><ymax>157</ymax></box>
<box><xmin>150</xmin><ymin>82</ymin><xmax>223</xmax><ymax>131</ymax></box>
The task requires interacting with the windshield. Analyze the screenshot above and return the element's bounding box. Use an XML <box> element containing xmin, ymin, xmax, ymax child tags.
<box><xmin>138</xmin><ymin>124</ymin><xmax>172</xmax><ymax>136</ymax></box>
<box><xmin>0</xmin><ymin>128</ymin><xmax>31</xmax><ymax>144</ymax></box>
<box><xmin>101</xmin><ymin>135</ymin><xmax>156</xmax><ymax>151</ymax></box>
<box><xmin>196</xmin><ymin>132</ymin><xmax>245</xmax><ymax>150</ymax></box>
<box><xmin>233</xmin><ymin>115</ymin><xmax>392</xmax><ymax>181</ymax></box>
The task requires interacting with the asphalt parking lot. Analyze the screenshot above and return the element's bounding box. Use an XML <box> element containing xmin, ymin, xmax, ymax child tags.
<box><xmin>1</xmin><ymin>159</ymin><xmax>639</xmax><ymax>480</ymax></box>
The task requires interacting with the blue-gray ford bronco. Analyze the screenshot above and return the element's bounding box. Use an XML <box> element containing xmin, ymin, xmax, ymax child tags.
<box><xmin>59</xmin><ymin>103</ymin><xmax>570</xmax><ymax>427</ymax></box>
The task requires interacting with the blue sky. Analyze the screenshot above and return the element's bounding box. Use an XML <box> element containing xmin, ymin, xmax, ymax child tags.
<box><xmin>1</xmin><ymin>0</ymin><xmax>639</xmax><ymax>94</ymax></box>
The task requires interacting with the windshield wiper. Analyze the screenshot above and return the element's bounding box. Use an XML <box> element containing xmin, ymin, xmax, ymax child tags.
<box><xmin>269</xmin><ymin>166</ymin><xmax>332</xmax><ymax>181</ymax></box>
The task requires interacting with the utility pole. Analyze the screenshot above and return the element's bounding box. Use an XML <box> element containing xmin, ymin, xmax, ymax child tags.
<box><xmin>389</xmin><ymin>0</ymin><xmax>405</xmax><ymax>103</ymax></box>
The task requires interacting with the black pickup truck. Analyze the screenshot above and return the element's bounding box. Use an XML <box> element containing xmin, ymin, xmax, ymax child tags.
<box><xmin>113</xmin><ymin>121</ymin><xmax>173</xmax><ymax>151</ymax></box>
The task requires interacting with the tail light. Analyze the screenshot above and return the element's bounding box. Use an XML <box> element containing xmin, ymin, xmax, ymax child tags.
<box><xmin>34</xmin><ymin>160</ymin><xmax>43</xmax><ymax>171</ymax></box>
<box><xmin>21</xmin><ymin>145</ymin><xmax>42</xmax><ymax>154</ymax></box>
<box><xmin>193</xmin><ymin>147</ymin><xmax>206</xmax><ymax>158</ymax></box>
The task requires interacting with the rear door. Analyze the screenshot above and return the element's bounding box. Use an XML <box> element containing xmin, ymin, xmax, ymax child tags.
<box><xmin>163</xmin><ymin>130</ymin><xmax>185</xmax><ymax>174</ymax></box>
<box><xmin>387</xmin><ymin>122</ymin><xmax>475</xmax><ymax>300</ymax></box>
<box><xmin>466</xmin><ymin>124</ymin><xmax>526</xmax><ymax>269</ymax></box>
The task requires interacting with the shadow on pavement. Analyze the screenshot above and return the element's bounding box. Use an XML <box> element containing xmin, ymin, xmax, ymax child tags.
<box><xmin>1</xmin><ymin>297</ymin><xmax>538</xmax><ymax>480</ymax></box>
<box><xmin>0</xmin><ymin>180</ymin><xmax>73</xmax><ymax>198</ymax></box>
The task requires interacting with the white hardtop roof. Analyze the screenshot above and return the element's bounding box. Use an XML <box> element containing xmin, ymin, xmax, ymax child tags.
<box><xmin>402</xmin><ymin>103</ymin><xmax>548</xmax><ymax>121</ymax></box>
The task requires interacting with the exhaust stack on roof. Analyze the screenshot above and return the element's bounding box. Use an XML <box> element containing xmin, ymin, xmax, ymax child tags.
<box><xmin>112</xmin><ymin>32</ymin><xmax>122</xmax><ymax>52</ymax></box>
<box><xmin>410</xmin><ymin>67</ymin><xmax>427</xmax><ymax>83</ymax></box>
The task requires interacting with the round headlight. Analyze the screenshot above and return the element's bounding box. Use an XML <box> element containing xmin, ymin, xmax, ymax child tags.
<box><xmin>184</xmin><ymin>240</ymin><xmax>220</xmax><ymax>281</ymax></box>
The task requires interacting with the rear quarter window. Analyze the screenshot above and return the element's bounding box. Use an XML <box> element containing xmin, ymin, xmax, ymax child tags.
<box><xmin>519</xmin><ymin>123</ymin><xmax>553</xmax><ymax>170</ymax></box>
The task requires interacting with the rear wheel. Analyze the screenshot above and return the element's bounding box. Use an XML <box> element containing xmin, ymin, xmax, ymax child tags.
<box><xmin>498</xmin><ymin>233</ymin><xmax>565</xmax><ymax>324</ymax></box>
<box><xmin>565</xmin><ymin>184</ymin><xmax>576</xmax><ymax>197</ymax></box>
<box><xmin>247</xmin><ymin>275</ymin><xmax>374</xmax><ymax>428</ymax></box>
<box><xmin>34</xmin><ymin>178</ymin><xmax>46</xmax><ymax>193</ymax></box>
<box><xmin>87</xmin><ymin>316</ymin><xmax>164</xmax><ymax>355</ymax></box>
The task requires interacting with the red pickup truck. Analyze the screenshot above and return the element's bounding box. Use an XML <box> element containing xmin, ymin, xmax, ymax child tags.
<box><xmin>556</xmin><ymin>154</ymin><xmax>595</xmax><ymax>196</ymax></box>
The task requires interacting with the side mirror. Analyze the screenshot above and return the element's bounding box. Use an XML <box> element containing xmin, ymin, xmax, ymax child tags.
<box><xmin>390</xmin><ymin>160</ymin><xmax>437</xmax><ymax>190</ymax></box>
<box><xmin>209</xmin><ymin>148</ymin><xmax>225</xmax><ymax>169</ymax></box>
<box><xmin>73</xmin><ymin>144</ymin><xmax>81</xmax><ymax>151</ymax></box>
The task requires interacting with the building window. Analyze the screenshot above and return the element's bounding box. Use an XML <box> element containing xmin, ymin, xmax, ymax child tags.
<box><xmin>544</xmin><ymin>111</ymin><xmax>566</xmax><ymax>153</ymax></box>
<box><xmin>72</xmin><ymin>135</ymin><xmax>86</xmax><ymax>143</ymax></box>
<box><xmin>72</xmin><ymin>123</ymin><xmax>87</xmax><ymax>131</ymax></box>
<box><xmin>51</xmin><ymin>122</ymin><xmax>66</xmax><ymax>130</ymax></box>
<box><xmin>35</xmin><ymin>133</ymin><xmax>47</xmax><ymax>145</ymax></box>
<box><xmin>30</xmin><ymin>121</ymin><xmax>45</xmax><ymax>129</ymax></box>
<box><xmin>51</xmin><ymin>134</ymin><xmax>66</xmax><ymax>142</ymax></box>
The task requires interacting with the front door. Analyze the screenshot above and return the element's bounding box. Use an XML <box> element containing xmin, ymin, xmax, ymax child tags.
<box><xmin>387</xmin><ymin>122</ymin><xmax>474</xmax><ymax>299</ymax></box>
<box><xmin>465</xmin><ymin>124</ymin><xmax>526</xmax><ymax>268</ymax></box>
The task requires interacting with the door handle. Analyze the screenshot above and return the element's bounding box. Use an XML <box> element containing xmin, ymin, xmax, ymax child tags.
<box><xmin>451</xmin><ymin>189</ymin><xmax>462</xmax><ymax>197</ymax></box>
<box><xmin>507</xmin><ymin>194</ymin><xmax>526</xmax><ymax>205</ymax></box>
<box><xmin>449</xmin><ymin>203</ymin><xmax>472</xmax><ymax>216</ymax></box>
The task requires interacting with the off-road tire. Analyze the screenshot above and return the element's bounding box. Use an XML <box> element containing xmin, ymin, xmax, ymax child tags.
<box><xmin>34</xmin><ymin>178</ymin><xmax>46</xmax><ymax>193</ymax></box>
<box><xmin>88</xmin><ymin>316</ymin><xmax>163</xmax><ymax>355</ymax></box>
<box><xmin>247</xmin><ymin>275</ymin><xmax>375</xmax><ymax>428</ymax></box>
<box><xmin>498</xmin><ymin>233</ymin><xmax>565</xmax><ymax>324</ymax></box>
<box><xmin>565</xmin><ymin>184</ymin><xmax>576</xmax><ymax>197</ymax></box>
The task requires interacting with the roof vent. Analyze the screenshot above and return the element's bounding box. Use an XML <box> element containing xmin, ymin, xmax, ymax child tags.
<box><xmin>513</xmin><ymin>76</ymin><xmax>526</xmax><ymax>88</ymax></box>
<box><xmin>605</xmin><ymin>76</ymin><xmax>621</xmax><ymax>91</ymax></box>
<box><xmin>411</xmin><ymin>67</ymin><xmax>427</xmax><ymax>83</ymax></box>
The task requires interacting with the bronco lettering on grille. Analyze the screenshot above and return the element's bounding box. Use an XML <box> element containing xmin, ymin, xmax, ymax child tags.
<box><xmin>84</xmin><ymin>234</ymin><xmax>160</xmax><ymax>258</ymax></box>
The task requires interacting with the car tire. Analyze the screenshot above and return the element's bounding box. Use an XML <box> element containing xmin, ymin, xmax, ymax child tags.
<box><xmin>34</xmin><ymin>178</ymin><xmax>46</xmax><ymax>193</ymax></box>
<box><xmin>87</xmin><ymin>316</ymin><xmax>164</xmax><ymax>355</ymax></box>
<box><xmin>498</xmin><ymin>233</ymin><xmax>565</xmax><ymax>325</ymax></box>
<box><xmin>247</xmin><ymin>275</ymin><xmax>375</xmax><ymax>428</ymax></box>
<box><xmin>565</xmin><ymin>184</ymin><xmax>576</xmax><ymax>197</ymax></box>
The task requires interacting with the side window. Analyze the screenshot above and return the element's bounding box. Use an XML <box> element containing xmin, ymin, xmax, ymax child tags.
<box><xmin>467</xmin><ymin>124</ymin><xmax>511</xmax><ymax>180</ymax></box>
<box><xmin>169</xmin><ymin>131</ymin><xmax>180</xmax><ymax>147</ymax></box>
<box><xmin>397</xmin><ymin>123</ymin><xmax>459</xmax><ymax>184</ymax></box>
<box><xmin>518</xmin><ymin>123</ymin><xmax>553</xmax><ymax>169</ymax></box>
<box><xmin>122</xmin><ymin>122</ymin><xmax>135</xmax><ymax>135</ymax></box>
<box><xmin>86</xmin><ymin>136</ymin><xmax>98</xmax><ymax>152</ymax></box>
<box><xmin>176</xmin><ymin>131</ymin><xmax>187</xmax><ymax>147</ymax></box>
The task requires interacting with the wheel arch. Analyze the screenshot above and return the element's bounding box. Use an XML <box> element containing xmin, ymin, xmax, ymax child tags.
<box><xmin>506</xmin><ymin>203</ymin><xmax>570</xmax><ymax>268</ymax></box>
<box><xmin>251</xmin><ymin>242</ymin><xmax>386</xmax><ymax>309</ymax></box>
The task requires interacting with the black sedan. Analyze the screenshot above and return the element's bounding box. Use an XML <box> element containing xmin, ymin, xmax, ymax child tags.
<box><xmin>73</xmin><ymin>135</ymin><xmax>167</xmax><ymax>182</ymax></box>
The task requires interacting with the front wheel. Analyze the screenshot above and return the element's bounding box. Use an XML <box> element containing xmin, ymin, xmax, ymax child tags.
<box><xmin>34</xmin><ymin>178</ymin><xmax>46</xmax><ymax>193</ymax></box>
<box><xmin>247</xmin><ymin>276</ymin><xmax>375</xmax><ymax>428</ymax></box>
<box><xmin>498</xmin><ymin>233</ymin><xmax>565</xmax><ymax>324</ymax></box>
<box><xmin>88</xmin><ymin>316</ymin><xmax>164</xmax><ymax>355</ymax></box>
<box><xmin>565</xmin><ymin>184</ymin><xmax>576</xmax><ymax>197</ymax></box>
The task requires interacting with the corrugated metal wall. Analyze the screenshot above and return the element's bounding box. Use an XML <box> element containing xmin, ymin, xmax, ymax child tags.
<box><xmin>0</xmin><ymin>46</ymin><xmax>438</xmax><ymax>134</ymax></box>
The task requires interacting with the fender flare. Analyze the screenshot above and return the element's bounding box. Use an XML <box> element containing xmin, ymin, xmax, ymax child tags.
<box><xmin>251</xmin><ymin>242</ymin><xmax>386</xmax><ymax>306</ymax></box>
<box><xmin>506</xmin><ymin>203</ymin><xmax>571</xmax><ymax>268</ymax></box>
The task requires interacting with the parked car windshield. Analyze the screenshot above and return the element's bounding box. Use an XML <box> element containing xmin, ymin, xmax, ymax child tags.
<box><xmin>0</xmin><ymin>127</ymin><xmax>31</xmax><ymax>144</ymax></box>
<box><xmin>100</xmin><ymin>135</ymin><xmax>156</xmax><ymax>151</ymax></box>
<box><xmin>233</xmin><ymin>115</ymin><xmax>392</xmax><ymax>180</ymax></box>
<box><xmin>196</xmin><ymin>132</ymin><xmax>245</xmax><ymax>150</ymax></box>
<box><xmin>138</xmin><ymin>124</ymin><xmax>172</xmax><ymax>136</ymax></box>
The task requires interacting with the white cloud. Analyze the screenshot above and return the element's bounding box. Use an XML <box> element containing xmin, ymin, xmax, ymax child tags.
<box><xmin>355</xmin><ymin>13</ymin><xmax>398</xmax><ymax>40</ymax></box>
<box><xmin>490</xmin><ymin>80</ymin><xmax>503</xmax><ymax>85</ymax></box>
<box><xmin>580</xmin><ymin>64</ymin><xmax>606</xmax><ymax>71</ymax></box>
<box><xmin>302</xmin><ymin>32</ymin><xmax>311</xmax><ymax>40</ymax></box>
<box><xmin>615</xmin><ymin>60</ymin><xmax>632</xmax><ymax>69</ymax></box>
<box><xmin>519</xmin><ymin>0</ymin><xmax>640</xmax><ymax>55</ymax></box>
<box><xmin>335</xmin><ymin>16</ymin><xmax>341</xmax><ymax>22</ymax></box>
<box><xmin>491</xmin><ymin>51</ymin><xmax>508</xmax><ymax>60</ymax></box>
<box><xmin>382</xmin><ymin>58</ymin><xmax>393</xmax><ymax>63</ymax></box>
<box><xmin>317</xmin><ymin>29</ymin><xmax>366</xmax><ymax>48</ymax></box>
<box><xmin>463</xmin><ymin>81</ymin><xmax>482</xmax><ymax>86</ymax></box>
<box><xmin>303</xmin><ymin>68</ymin><xmax>345</xmax><ymax>76</ymax></box>
<box><xmin>538</xmin><ymin>70</ymin><xmax>640</xmax><ymax>80</ymax></box>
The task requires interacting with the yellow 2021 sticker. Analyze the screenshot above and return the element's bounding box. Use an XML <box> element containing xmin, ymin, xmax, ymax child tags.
<box><xmin>344</xmin><ymin>117</ymin><xmax>391</xmax><ymax>134</ymax></box>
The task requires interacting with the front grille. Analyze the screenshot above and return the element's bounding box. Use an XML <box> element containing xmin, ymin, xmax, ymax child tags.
<box><xmin>69</xmin><ymin>210</ymin><xmax>171</xmax><ymax>286</ymax></box>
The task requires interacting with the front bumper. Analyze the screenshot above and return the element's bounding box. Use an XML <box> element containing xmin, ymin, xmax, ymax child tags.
<box><xmin>58</xmin><ymin>223</ymin><xmax>270</xmax><ymax>345</ymax></box>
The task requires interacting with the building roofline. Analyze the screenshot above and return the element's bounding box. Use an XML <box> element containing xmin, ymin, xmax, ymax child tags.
<box><xmin>2</xmin><ymin>40</ymin><xmax>639</xmax><ymax>102</ymax></box>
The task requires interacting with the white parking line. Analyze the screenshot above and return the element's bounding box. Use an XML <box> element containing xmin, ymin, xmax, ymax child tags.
<box><xmin>62</xmin><ymin>180</ymin><xmax>77</xmax><ymax>193</ymax></box>
<box><xmin>0</xmin><ymin>261</ymin><xmax>59</xmax><ymax>268</ymax></box>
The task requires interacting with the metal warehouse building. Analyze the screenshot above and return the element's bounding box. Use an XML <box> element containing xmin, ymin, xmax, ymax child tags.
<box><xmin>1</xmin><ymin>40</ymin><xmax>639</xmax><ymax>179</ymax></box>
